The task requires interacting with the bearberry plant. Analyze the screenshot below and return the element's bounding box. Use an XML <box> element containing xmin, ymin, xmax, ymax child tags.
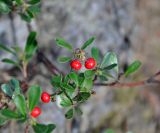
<box><xmin>0</xmin><ymin>0</ymin><xmax>143</xmax><ymax>133</ymax></box>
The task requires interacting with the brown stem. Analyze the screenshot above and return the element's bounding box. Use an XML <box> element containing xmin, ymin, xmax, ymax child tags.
<box><xmin>37</xmin><ymin>50</ymin><xmax>65</xmax><ymax>75</ymax></box>
<box><xmin>24</xmin><ymin>124</ymin><xmax>29</xmax><ymax>133</ymax></box>
<box><xmin>94</xmin><ymin>70</ymin><xmax>160</xmax><ymax>88</ymax></box>
<box><xmin>94</xmin><ymin>81</ymin><xmax>145</xmax><ymax>88</ymax></box>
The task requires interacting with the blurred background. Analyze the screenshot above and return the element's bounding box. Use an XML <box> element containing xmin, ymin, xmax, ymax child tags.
<box><xmin>0</xmin><ymin>0</ymin><xmax>160</xmax><ymax>133</ymax></box>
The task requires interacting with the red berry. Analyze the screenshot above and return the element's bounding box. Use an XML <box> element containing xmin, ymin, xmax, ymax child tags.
<box><xmin>70</xmin><ymin>59</ymin><xmax>82</xmax><ymax>70</ymax></box>
<box><xmin>31</xmin><ymin>107</ymin><xmax>41</xmax><ymax>118</ymax></box>
<box><xmin>41</xmin><ymin>92</ymin><xmax>50</xmax><ymax>103</ymax></box>
<box><xmin>85</xmin><ymin>58</ymin><xmax>96</xmax><ymax>69</ymax></box>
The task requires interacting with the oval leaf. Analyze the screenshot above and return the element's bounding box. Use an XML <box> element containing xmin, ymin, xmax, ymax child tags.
<box><xmin>25</xmin><ymin>31</ymin><xmax>38</xmax><ymax>61</ymax></box>
<box><xmin>125</xmin><ymin>60</ymin><xmax>141</xmax><ymax>77</ymax></box>
<box><xmin>1</xmin><ymin>84</ymin><xmax>13</xmax><ymax>97</ymax></box>
<box><xmin>65</xmin><ymin>108</ymin><xmax>74</xmax><ymax>119</ymax></box>
<box><xmin>13</xmin><ymin>94</ymin><xmax>27</xmax><ymax>116</ymax></box>
<box><xmin>91</xmin><ymin>47</ymin><xmax>99</xmax><ymax>62</ymax></box>
<box><xmin>33</xmin><ymin>123</ymin><xmax>56</xmax><ymax>133</ymax></box>
<box><xmin>100</xmin><ymin>52</ymin><xmax>118</xmax><ymax>76</ymax></box>
<box><xmin>28</xmin><ymin>85</ymin><xmax>42</xmax><ymax>111</ymax></box>
<box><xmin>0</xmin><ymin>109</ymin><xmax>19</xmax><ymax>119</ymax></box>
<box><xmin>68</xmin><ymin>72</ymin><xmax>79</xmax><ymax>86</ymax></box>
<box><xmin>58</xmin><ymin>56</ymin><xmax>72</xmax><ymax>63</ymax></box>
<box><xmin>55</xmin><ymin>38</ymin><xmax>73</xmax><ymax>51</ymax></box>
<box><xmin>81</xmin><ymin>37</ymin><xmax>95</xmax><ymax>50</ymax></box>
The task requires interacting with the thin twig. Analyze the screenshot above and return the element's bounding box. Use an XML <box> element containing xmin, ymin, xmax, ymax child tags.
<box><xmin>94</xmin><ymin>70</ymin><xmax>160</xmax><ymax>88</ymax></box>
<box><xmin>37</xmin><ymin>50</ymin><xmax>65</xmax><ymax>75</ymax></box>
<box><xmin>24</xmin><ymin>124</ymin><xmax>29</xmax><ymax>133</ymax></box>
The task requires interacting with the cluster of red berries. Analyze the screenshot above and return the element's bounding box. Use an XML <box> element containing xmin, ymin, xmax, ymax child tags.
<box><xmin>30</xmin><ymin>92</ymin><xmax>51</xmax><ymax>118</ymax></box>
<box><xmin>30</xmin><ymin>58</ymin><xmax>96</xmax><ymax>118</ymax></box>
<box><xmin>70</xmin><ymin>57</ymin><xmax>96</xmax><ymax>71</ymax></box>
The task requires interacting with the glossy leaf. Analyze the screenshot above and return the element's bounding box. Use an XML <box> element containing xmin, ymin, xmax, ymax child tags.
<box><xmin>125</xmin><ymin>60</ymin><xmax>141</xmax><ymax>77</ymax></box>
<box><xmin>28</xmin><ymin>85</ymin><xmax>42</xmax><ymax>111</ymax></box>
<box><xmin>81</xmin><ymin>37</ymin><xmax>95</xmax><ymax>50</ymax></box>
<box><xmin>84</xmin><ymin>70</ymin><xmax>95</xmax><ymax>79</ymax></box>
<box><xmin>51</xmin><ymin>75</ymin><xmax>62</xmax><ymax>87</ymax></box>
<box><xmin>82</xmin><ymin>78</ymin><xmax>93</xmax><ymax>91</ymax></box>
<box><xmin>68</xmin><ymin>72</ymin><xmax>79</xmax><ymax>86</ymax></box>
<box><xmin>25</xmin><ymin>31</ymin><xmax>38</xmax><ymax>61</ymax></box>
<box><xmin>91</xmin><ymin>47</ymin><xmax>99</xmax><ymax>62</ymax></box>
<box><xmin>73</xmin><ymin>92</ymin><xmax>90</xmax><ymax>102</ymax></box>
<box><xmin>0</xmin><ymin>109</ymin><xmax>19</xmax><ymax>119</ymax></box>
<box><xmin>65</xmin><ymin>108</ymin><xmax>73</xmax><ymax>119</ymax></box>
<box><xmin>55</xmin><ymin>38</ymin><xmax>73</xmax><ymax>51</ymax></box>
<box><xmin>9</xmin><ymin>78</ymin><xmax>21</xmax><ymax>95</ymax></box>
<box><xmin>13</xmin><ymin>94</ymin><xmax>27</xmax><ymax>116</ymax></box>
<box><xmin>1</xmin><ymin>84</ymin><xmax>13</xmax><ymax>97</ymax></box>
<box><xmin>58</xmin><ymin>56</ymin><xmax>72</xmax><ymax>63</ymax></box>
<box><xmin>60</xmin><ymin>83</ymin><xmax>75</xmax><ymax>96</ymax></box>
<box><xmin>59</xmin><ymin>94</ymin><xmax>72</xmax><ymax>107</ymax></box>
<box><xmin>101</xmin><ymin>63</ymin><xmax>117</xmax><ymax>70</ymax></box>
<box><xmin>101</xmin><ymin>52</ymin><xmax>118</xmax><ymax>75</ymax></box>
<box><xmin>33</xmin><ymin>123</ymin><xmax>56</xmax><ymax>133</ymax></box>
<box><xmin>0</xmin><ymin>1</ymin><xmax>10</xmax><ymax>13</ymax></box>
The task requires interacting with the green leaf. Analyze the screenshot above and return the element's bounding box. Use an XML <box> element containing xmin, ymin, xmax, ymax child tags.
<box><xmin>1</xmin><ymin>84</ymin><xmax>13</xmax><ymax>97</ymax></box>
<box><xmin>19</xmin><ymin>13</ymin><xmax>32</xmax><ymax>22</ymax></box>
<box><xmin>1</xmin><ymin>79</ymin><xmax>21</xmax><ymax>98</ymax></box>
<box><xmin>28</xmin><ymin>85</ymin><xmax>42</xmax><ymax>111</ymax></box>
<box><xmin>60</xmin><ymin>83</ymin><xmax>75</xmax><ymax>96</ymax></box>
<box><xmin>2</xmin><ymin>58</ymin><xmax>20</xmax><ymax>68</ymax></box>
<box><xmin>101</xmin><ymin>52</ymin><xmax>118</xmax><ymax>76</ymax></box>
<box><xmin>125</xmin><ymin>60</ymin><xmax>141</xmax><ymax>77</ymax></box>
<box><xmin>25</xmin><ymin>31</ymin><xmax>38</xmax><ymax>61</ymax></box>
<box><xmin>82</xmin><ymin>78</ymin><xmax>93</xmax><ymax>91</ymax></box>
<box><xmin>9</xmin><ymin>78</ymin><xmax>21</xmax><ymax>95</ymax></box>
<box><xmin>58</xmin><ymin>56</ymin><xmax>72</xmax><ymax>63</ymax></box>
<box><xmin>28</xmin><ymin>5</ymin><xmax>40</xmax><ymax>13</ymax></box>
<box><xmin>0</xmin><ymin>113</ymin><xmax>8</xmax><ymax>125</ymax></box>
<box><xmin>101</xmin><ymin>63</ymin><xmax>117</xmax><ymax>70</ymax></box>
<box><xmin>99</xmin><ymin>75</ymin><xmax>108</xmax><ymax>81</ymax></box>
<box><xmin>0</xmin><ymin>44</ymin><xmax>16</xmax><ymax>55</ymax></box>
<box><xmin>105</xmin><ymin>129</ymin><xmax>115</xmax><ymax>133</ymax></box>
<box><xmin>73</xmin><ymin>92</ymin><xmax>90</xmax><ymax>102</ymax></box>
<box><xmin>55</xmin><ymin>38</ymin><xmax>73</xmax><ymax>51</ymax></box>
<box><xmin>15</xmin><ymin>0</ymin><xmax>23</xmax><ymax>5</ymax></box>
<box><xmin>65</xmin><ymin>108</ymin><xmax>74</xmax><ymax>119</ymax></box>
<box><xmin>68</xmin><ymin>72</ymin><xmax>79</xmax><ymax>86</ymax></box>
<box><xmin>13</xmin><ymin>94</ymin><xmax>27</xmax><ymax>116</ymax></box>
<box><xmin>33</xmin><ymin>123</ymin><xmax>56</xmax><ymax>133</ymax></box>
<box><xmin>51</xmin><ymin>75</ymin><xmax>62</xmax><ymax>88</ymax></box>
<box><xmin>59</xmin><ymin>94</ymin><xmax>72</xmax><ymax>107</ymax></box>
<box><xmin>0</xmin><ymin>1</ymin><xmax>10</xmax><ymax>13</ymax></box>
<box><xmin>81</xmin><ymin>37</ymin><xmax>95</xmax><ymax>50</ymax></box>
<box><xmin>0</xmin><ymin>109</ymin><xmax>19</xmax><ymax>119</ymax></box>
<box><xmin>28</xmin><ymin>0</ymin><xmax>41</xmax><ymax>5</ymax></box>
<box><xmin>84</xmin><ymin>70</ymin><xmax>95</xmax><ymax>79</ymax></box>
<box><xmin>91</xmin><ymin>47</ymin><xmax>99</xmax><ymax>62</ymax></box>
